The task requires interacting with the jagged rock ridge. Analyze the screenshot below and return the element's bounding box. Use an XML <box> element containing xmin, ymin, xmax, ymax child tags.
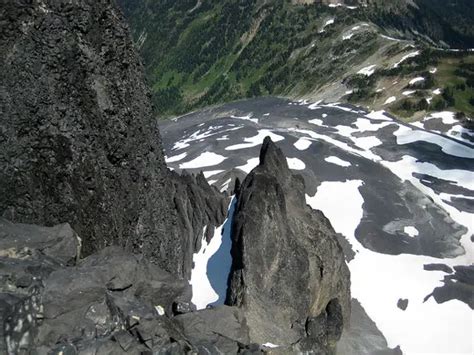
<box><xmin>0</xmin><ymin>0</ymin><xmax>227</xmax><ymax>279</ymax></box>
<box><xmin>0</xmin><ymin>0</ymin><xmax>352</xmax><ymax>353</ymax></box>
<box><xmin>227</xmin><ymin>137</ymin><xmax>351</xmax><ymax>353</ymax></box>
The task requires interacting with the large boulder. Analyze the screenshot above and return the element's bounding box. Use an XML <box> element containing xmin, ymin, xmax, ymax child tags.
<box><xmin>0</xmin><ymin>0</ymin><xmax>227</xmax><ymax>279</ymax></box>
<box><xmin>0</xmin><ymin>220</ymin><xmax>258</xmax><ymax>354</ymax></box>
<box><xmin>226</xmin><ymin>137</ymin><xmax>351</xmax><ymax>353</ymax></box>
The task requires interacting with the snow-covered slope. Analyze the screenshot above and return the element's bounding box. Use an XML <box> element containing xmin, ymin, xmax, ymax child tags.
<box><xmin>160</xmin><ymin>97</ymin><xmax>474</xmax><ymax>354</ymax></box>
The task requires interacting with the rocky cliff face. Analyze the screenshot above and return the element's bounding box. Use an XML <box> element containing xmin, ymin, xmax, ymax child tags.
<box><xmin>0</xmin><ymin>0</ymin><xmax>352</xmax><ymax>353</ymax></box>
<box><xmin>226</xmin><ymin>137</ymin><xmax>351</xmax><ymax>353</ymax></box>
<box><xmin>0</xmin><ymin>0</ymin><xmax>227</xmax><ymax>279</ymax></box>
<box><xmin>0</xmin><ymin>219</ymin><xmax>257</xmax><ymax>353</ymax></box>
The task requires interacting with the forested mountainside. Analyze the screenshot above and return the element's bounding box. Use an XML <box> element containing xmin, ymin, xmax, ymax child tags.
<box><xmin>116</xmin><ymin>0</ymin><xmax>474</xmax><ymax>118</ymax></box>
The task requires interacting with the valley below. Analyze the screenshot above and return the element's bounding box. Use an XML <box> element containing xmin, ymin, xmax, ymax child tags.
<box><xmin>161</xmin><ymin>97</ymin><xmax>474</xmax><ymax>354</ymax></box>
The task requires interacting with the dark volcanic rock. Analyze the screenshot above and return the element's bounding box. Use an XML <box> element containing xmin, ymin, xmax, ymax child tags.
<box><xmin>0</xmin><ymin>220</ymin><xmax>256</xmax><ymax>353</ymax></box>
<box><xmin>424</xmin><ymin>263</ymin><xmax>453</xmax><ymax>274</ymax></box>
<box><xmin>0</xmin><ymin>0</ymin><xmax>227</xmax><ymax>279</ymax></box>
<box><xmin>175</xmin><ymin>305</ymin><xmax>252</xmax><ymax>354</ymax></box>
<box><xmin>397</xmin><ymin>299</ymin><xmax>408</xmax><ymax>311</ymax></box>
<box><xmin>427</xmin><ymin>265</ymin><xmax>474</xmax><ymax>309</ymax></box>
<box><xmin>226</xmin><ymin>137</ymin><xmax>350</xmax><ymax>352</ymax></box>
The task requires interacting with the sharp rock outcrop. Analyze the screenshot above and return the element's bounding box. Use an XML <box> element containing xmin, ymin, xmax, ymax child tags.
<box><xmin>226</xmin><ymin>137</ymin><xmax>351</xmax><ymax>353</ymax></box>
<box><xmin>0</xmin><ymin>219</ymin><xmax>259</xmax><ymax>353</ymax></box>
<box><xmin>0</xmin><ymin>0</ymin><xmax>227</xmax><ymax>279</ymax></box>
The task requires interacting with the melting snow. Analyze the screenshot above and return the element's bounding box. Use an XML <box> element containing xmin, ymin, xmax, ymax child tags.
<box><xmin>306</xmin><ymin>180</ymin><xmax>473</xmax><ymax>354</ymax></box>
<box><xmin>262</xmin><ymin>343</ymin><xmax>279</xmax><ymax>348</ymax></box>
<box><xmin>202</xmin><ymin>170</ymin><xmax>224</xmax><ymax>178</ymax></box>
<box><xmin>190</xmin><ymin>198</ymin><xmax>237</xmax><ymax>309</ymax></box>
<box><xmin>409</xmin><ymin>77</ymin><xmax>425</xmax><ymax>85</ymax></box>
<box><xmin>225</xmin><ymin>130</ymin><xmax>284</xmax><ymax>151</ymax></box>
<box><xmin>165</xmin><ymin>152</ymin><xmax>187</xmax><ymax>163</ymax></box>
<box><xmin>384</xmin><ymin>96</ymin><xmax>396</xmax><ymax>105</ymax></box>
<box><xmin>236</xmin><ymin>158</ymin><xmax>260</xmax><ymax>174</ymax></box>
<box><xmin>394</xmin><ymin>125</ymin><xmax>473</xmax><ymax>159</ymax></box>
<box><xmin>325</xmin><ymin>156</ymin><xmax>351</xmax><ymax>167</ymax></box>
<box><xmin>403</xmin><ymin>226</ymin><xmax>419</xmax><ymax>238</ymax></box>
<box><xmin>319</xmin><ymin>18</ymin><xmax>335</xmax><ymax>33</ymax></box>
<box><xmin>179</xmin><ymin>152</ymin><xmax>227</xmax><ymax>169</ymax></box>
<box><xmin>393</xmin><ymin>51</ymin><xmax>420</xmax><ymax>68</ymax></box>
<box><xmin>286</xmin><ymin>157</ymin><xmax>306</xmax><ymax>170</ymax></box>
<box><xmin>231</xmin><ymin>114</ymin><xmax>259</xmax><ymax>124</ymax></box>
<box><xmin>294</xmin><ymin>138</ymin><xmax>312</xmax><ymax>151</ymax></box>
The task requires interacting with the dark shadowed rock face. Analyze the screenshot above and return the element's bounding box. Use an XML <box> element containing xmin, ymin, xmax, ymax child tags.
<box><xmin>226</xmin><ymin>137</ymin><xmax>351</xmax><ymax>352</ymax></box>
<box><xmin>0</xmin><ymin>220</ymin><xmax>259</xmax><ymax>354</ymax></box>
<box><xmin>0</xmin><ymin>0</ymin><xmax>227</xmax><ymax>278</ymax></box>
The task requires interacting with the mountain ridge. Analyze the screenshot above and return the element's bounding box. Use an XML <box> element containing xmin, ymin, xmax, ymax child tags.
<box><xmin>116</xmin><ymin>0</ymin><xmax>474</xmax><ymax>119</ymax></box>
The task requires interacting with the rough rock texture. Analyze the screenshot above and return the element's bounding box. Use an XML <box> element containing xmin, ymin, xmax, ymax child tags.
<box><xmin>0</xmin><ymin>220</ymin><xmax>260</xmax><ymax>354</ymax></box>
<box><xmin>226</xmin><ymin>137</ymin><xmax>351</xmax><ymax>353</ymax></box>
<box><xmin>426</xmin><ymin>265</ymin><xmax>474</xmax><ymax>309</ymax></box>
<box><xmin>0</xmin><ymin>0</ymin><xmax>227</xmax><ymax>278</ymax></box>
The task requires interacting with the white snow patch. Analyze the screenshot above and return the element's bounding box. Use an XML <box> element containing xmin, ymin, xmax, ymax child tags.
<box><xmin>286</xmin><ymin>157</ymin><xmax>306</xmax><ymax>170</ymax></box>
<box><xmin>343</xmin><ymin>32</ymin><xmax>354</xmax><ymax>40</ymax></box>
<box><xmin>432</xmin><ymin>88</ymin><xmax>442</xmax><ymax>95</ymax></box>
<box><xmin>225</xmin><ymin>130</ymin><xmax>284</xmax><ymax>151</ymax></box>
<box><xmin>308</xmin><ymin>118</ymin><xmax>324</xmax><ymax>126</ymax></box>
<box><xmin>366</xmin><ymin>110</ymin><xmax>393</xmax><ymax>121</ymax></box>
<box><xmin>409</xmin><ymin>77</ymin><xmax>425</xmax><ymax>85</ymax></box>
<box><xmin>236</xmin><ymin>158</ymin><xmax>259</xmax><ymax>174</ymax></box>
<box><xmin>358</xmin><ymin>65</ymin><xmax>377</xmax><ymax>76</ymax></box>
<box><xmin>325</xmin><ymin>156</ymin><xmax>351</xmax><ymax>167</ymax></box>
<box><xmin>402</xmin><ymin>90</ymin><xmax>416</xmax><ymax>96</ymax></box>
<box><xmin>384</xmin><ymin>96</ymin><xmax>396</xmax><ymax>105</ymax></box>
<box><xmin>403</xmin><ymin>226</ymin><xmax>419</xmax><ymax>238</ymax></box>
<box><xmin>220</xmin><ymin>178</ymin><xmax>232</xmax><ymax>193</ymax></box>
<box><xmin>172</xmin><ymin>126</ymin><xmax>242</xmax><ymax>151</ymax></box>
<box><xmin>380</xmin><ymin>34</ymin><xmax>401</xmax><ymax>42</ymax></box>
<box><xmin>294</xmin><ymin>138</ymin><xmax>312</xmax><ymax>151</ymax></box>
<box><xmin>203</xmin><ymin>170</ymin><xmax>224</xmax><ymax>179</ymax></box>
<box><xmin>190</xmin><ymin>198</ymin><xmax>236</xmax><ymax>309</ymax></box>
<box><xmin>429</xmin><ymin>68</ymin><xmax>437</xmax><ymax>74</ymax></box>
<box><xmin>179</xmin><ymin>152</ymin><xmax>227</xmax><ymax>169</ymax></box>
<box><xmin>231</xmin><ymin>114</ymin><xmax>259</xmax><ymax>124</ymax></box>
<box><xmin>430</xmin><ymin>111</ymin><xmax>456</xmax><ymax>124</ymax></box>
<box><xmin>394</xmin><ymin>125</ymin><xmax>473</xmax><ymax>159</ymax></box>
<box><xmin>308</xmin><ymin>100</ymin><xmax>323</xmax><ymax>110</ymax></box>
<box><xmin>165</xmin><ymin>152</ymin><xmax>187</xmax><ymax>163</ymax></box>
<box><xmin>319</xmin><ymin>18</ymin><xmax>335</xmax><ymax>33</ymax></box>
<box><xmin>190</xmin><ymin>227</ymin><xmax>219</xmax><ymax>309</ymax></box>
<box><xmin>306</xmin><ymin>180</ymin><xmax>473</xmax><ymax>355</ymax></box>
<box><xmin>393</xmin><ymin>51</ymin><xmax>420</xmax><ymax>68</ymax></box>
<box><xmin>262</xmin><ymin>343</ymin><xmax>279</xmax><ymax>348</ymax></box>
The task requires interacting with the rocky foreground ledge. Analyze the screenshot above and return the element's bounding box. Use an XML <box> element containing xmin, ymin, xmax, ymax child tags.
<box><xmin>0</xmin><ymin>138</ymin><xmax>350</xmax><ymax>354</ymax></box>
